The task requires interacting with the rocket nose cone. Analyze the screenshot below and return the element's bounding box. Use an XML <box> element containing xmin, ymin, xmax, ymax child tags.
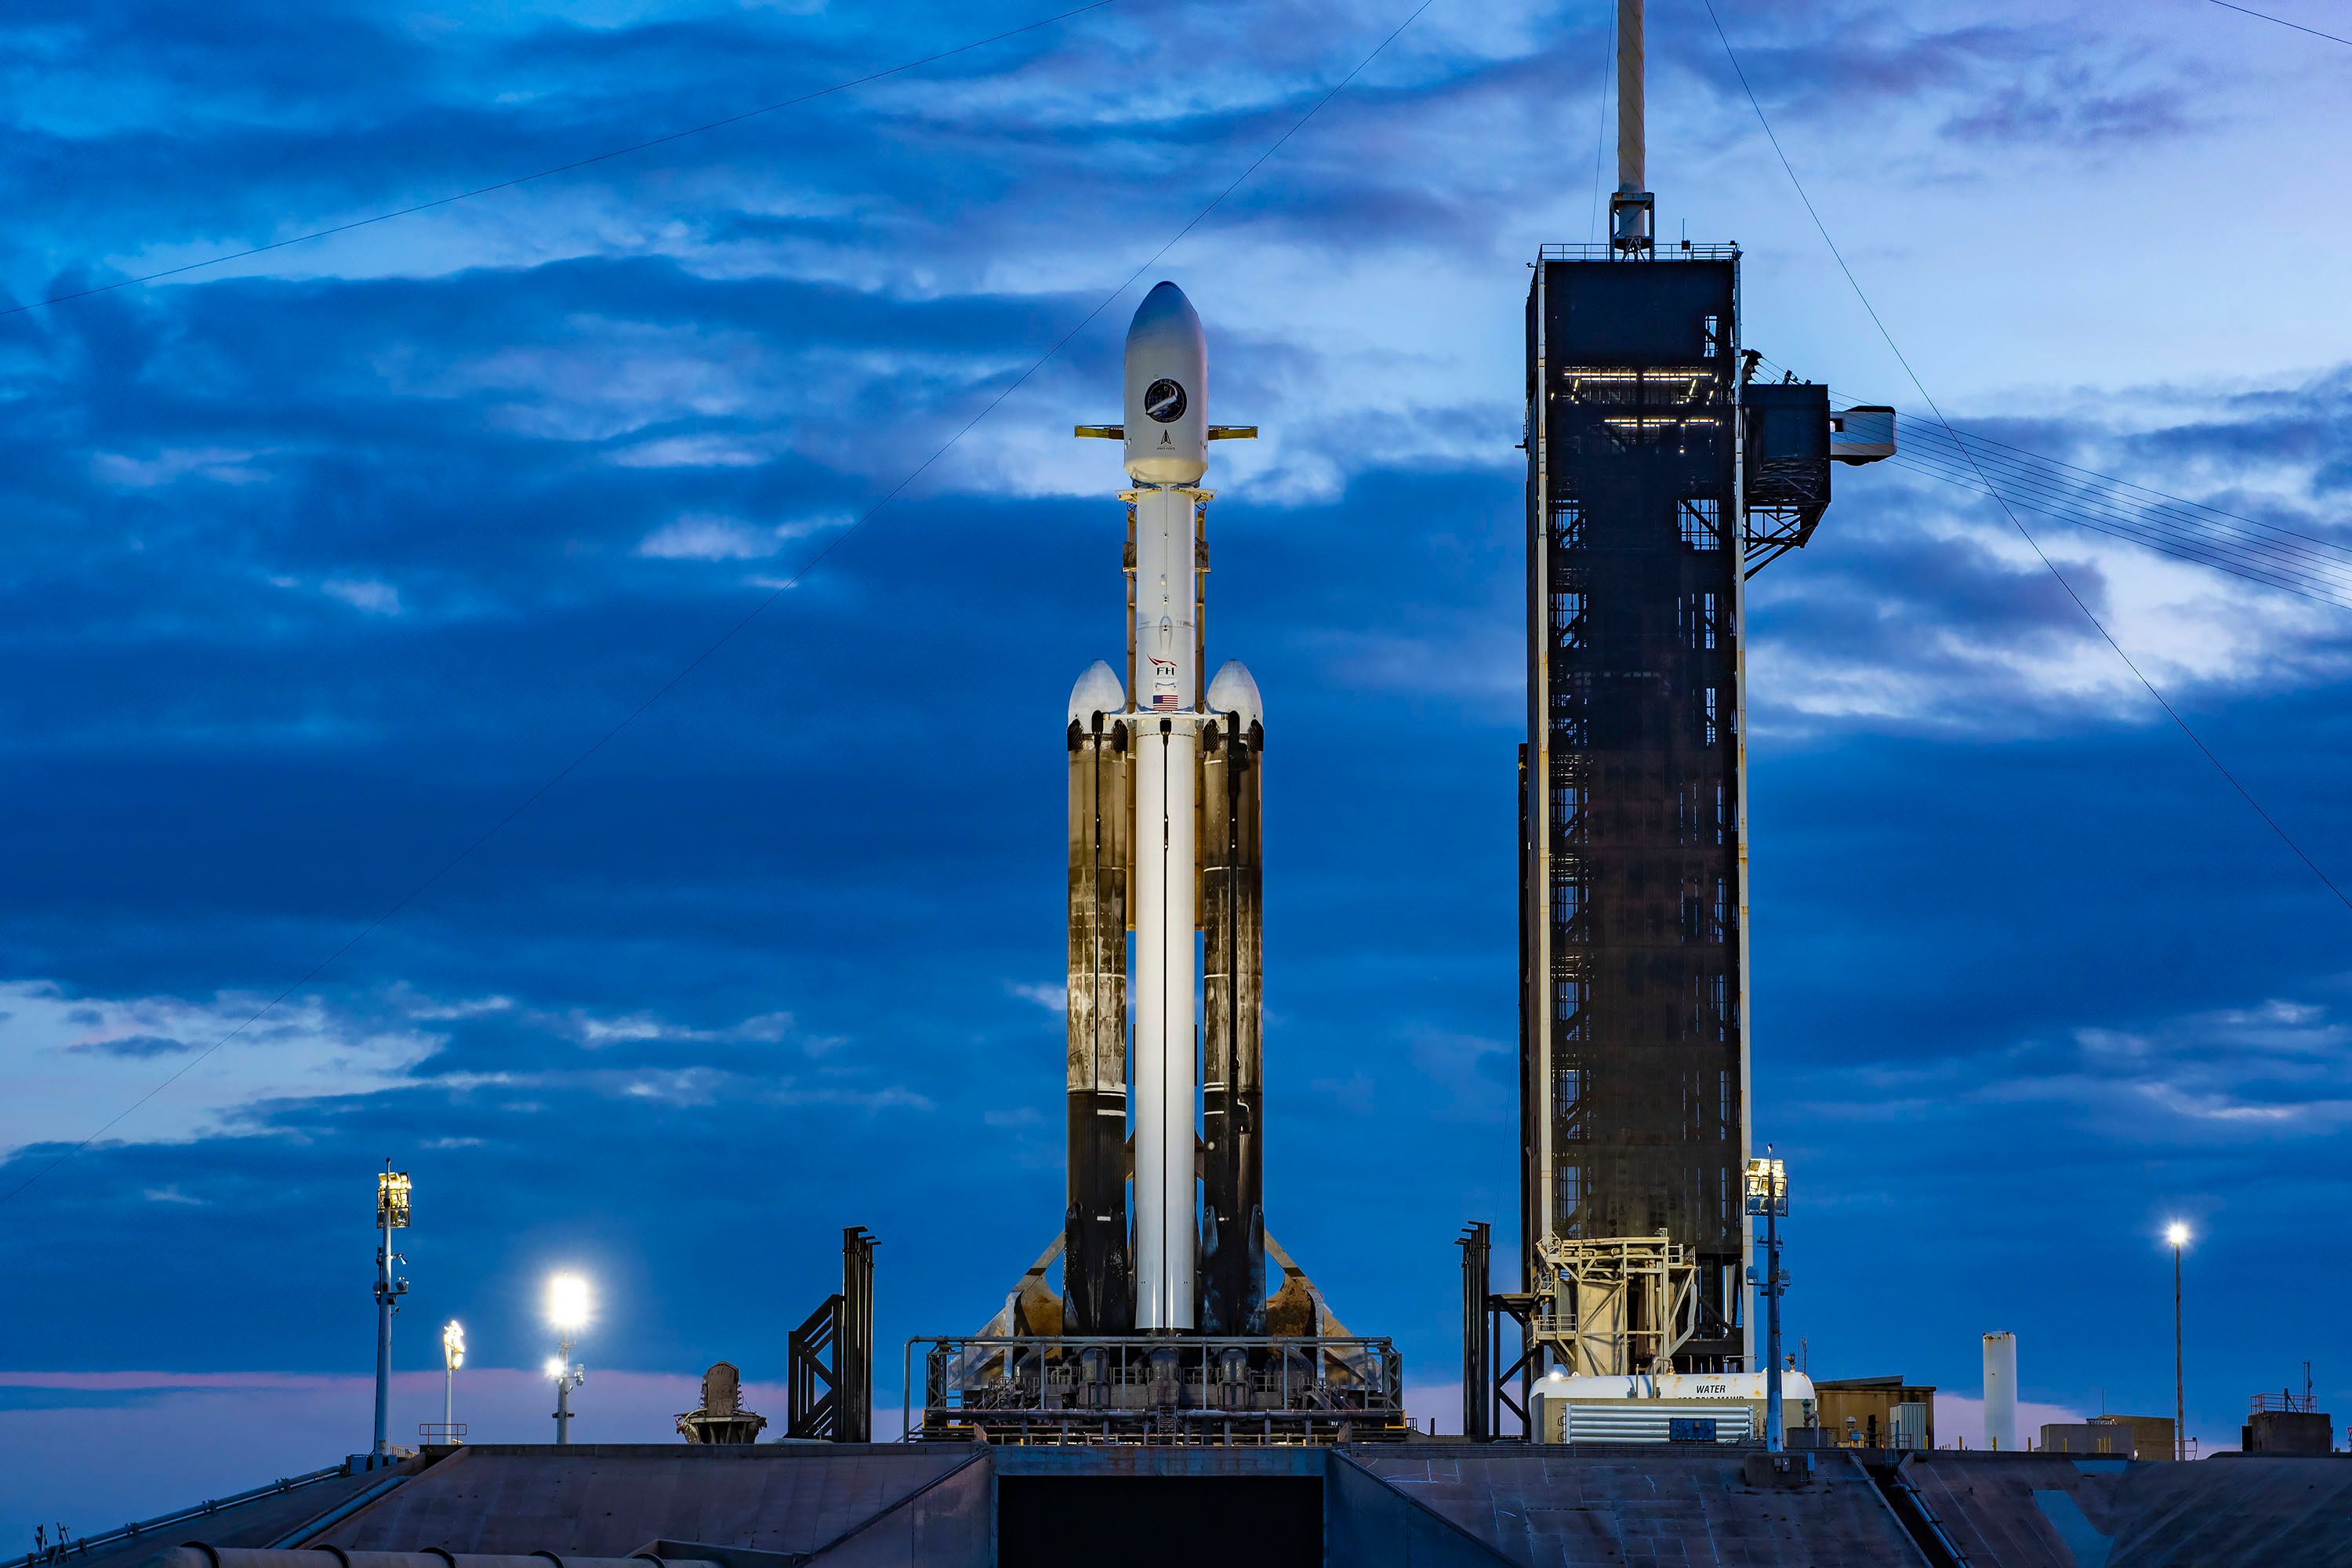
<box><xmin>1207</xmin><ymin>660</ymin><xmax>1263</xmax><ymax>732</ymax></box>
<box><xmin>1068</xmin><ymin>659</ymin><xmax>1127</xmax><ymax>724</ymax></box>
<box><xmin>1123</xmin><ymin>282</ymin><xmax>1207</xmax><ymax>484</ymax></box>
<box><xmin>1127</xmin><ymin>281</ymin><xmax>1202</xmax><ymax>352</ymax></box>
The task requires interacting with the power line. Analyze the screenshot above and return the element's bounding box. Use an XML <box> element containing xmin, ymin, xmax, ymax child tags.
<box><xmin>1932</xmin><ymin>424</ymin><xmax>2352</xmax><ymax>561</ymax></box>
<box><xmin>1702</xmin><ymin>0</ymin><xmax>2352</xmax><ymax>915</ymax></box>
<box><xmin>1885</xmin><ymin>448</ymin><xmax>2352</xmax><ymax>609</ymax></box>
<box><xmin>1884</xmin><ymin>430</ymin><xmax>2352</xmax><ymax>600</ymax></box>
<box><xmin>0</xmin><ymin>0</ymin><xmax>1124</xmax><ymax>321</ymax></box>
<box><xmin>1753</xmin><ymin>349</ymin><xmax>2352</xmax><ymax>584</ymax></box>
<box><xmin>1896</xmin><ymin>423</ymin><xmax>2352</xmax><ymax>583</ymax></box>
<box><xmin>1588</xmin><ymin>9</ymin><xmax>1617</xmax><ymax>244</ymax></box>
<box><xmin>2207</xmin><ymin>0</ymin><xmax>2352</xmax><ymax>49</ymax></box>
<box><xmin>0</xmin><ymin>0</ymin><xmax>1444</xmax><ymax>1209</ymax></box>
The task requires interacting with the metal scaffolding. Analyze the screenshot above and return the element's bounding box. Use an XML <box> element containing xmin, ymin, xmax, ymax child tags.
<box><xmin>1521</xmin><ymin>245</ymin><xmax>1751</xmax><ymax>1372</ymax></box>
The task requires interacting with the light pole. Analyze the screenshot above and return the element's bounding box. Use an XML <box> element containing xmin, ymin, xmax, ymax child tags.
<box><xmin>2166</xmin><ymin>1222</ymin><xmax>2190</xmax><ymax>1460</ymax></box>
<box><xmin>546</xmin><ymin>1272</ymin><xmax>590</xmax><ymax>1444</ymax></box>
<box><xmin>441</xmin><ymin>1321</ymin><xmax>465</xmax><ymax>1440</ymax></box>
<box><xmin>1745</xmin><ymin>1149</ymin><xmax>1789</xmax><ymax>1454</ymax></box>
<box><xmin>372</xmin><ymin>1164</ymin><xmax>411</xmax><ymax>1468</ymax></box>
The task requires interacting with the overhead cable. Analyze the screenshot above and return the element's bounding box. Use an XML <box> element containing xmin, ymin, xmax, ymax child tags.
<box><xmin>1704</xmin><ymin>0</ymin><xmax>2352</xmax><ymax>915</ymax></box>
<box><xmin>2207</xmin><ymin>0</ymin><xmax>2352</xmax><ymax>49</ymax></box>
<box><xmin>1885</xmin><ymin>448</ymin><xmax>2352</xmax><ymax>610</ymax></box>
<box><xmin>1588</xmin><ymin>10</ymin><xmax>1617</xmax><ymax>244</ymax></box>
<box><xmin>1884</xmin><ymin>430</ymin><xmax>2352</xmax><ymax>602</ymax></box>
<box><xmin>1752</xmin><ymin>350</ymin><xmax>2352</xmax><ymax>593</ymax></box>
<box><xmin>0</xmin><ymin>0</ymin><xmax>1445</xmax><ymax>1209</ymax></box>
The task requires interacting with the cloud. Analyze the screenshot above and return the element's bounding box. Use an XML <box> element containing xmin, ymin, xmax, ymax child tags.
<box><xmin>1784</xmin><ymin>992</ymin><xmax>2352</xmax><ymax>1148</ymax></box>
<box><xmin>1406</xmin><ymin>1029</ymin><xmax>1511</xmax><ymax>1123</ymax></box>
<box><xmin>1933</xmin><ymin>1393</ymin><xmax>2090</xmax><ymax>1452</ymax></box>
<box><xmin>67</xmin><ymin>1033</ymin><xmax>192</xmax><ymax>1058</ymax></box>
<box><xmin>636</xmin><ymin>515</ymin><xmax>789</xmax><ymax>561</ymax></box>
<box><xmin>321</xmin><ymin>577</ymin><xmax>402</xmax><ymax>615</ymax></box>
<box><xmin>1004</xmin><ymin>982</ymin><xmax>1066</xmax><ymax>1014</ymax></box>
<box><xmin>2</xmin><ymin>982</ymin><xmax>444</xmax><ymax>1158</ymax></box>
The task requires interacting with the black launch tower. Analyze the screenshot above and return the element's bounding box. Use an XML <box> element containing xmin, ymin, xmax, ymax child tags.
<box><xmin>1515</xmin><ymin>218</ymin><xmax>1878</xmax><ymax>1377</ymax></box>
<box><xmin>1519</xmin><ymin>243</ymin><xmax>1752</xmax><ymax>1371</ymax></box>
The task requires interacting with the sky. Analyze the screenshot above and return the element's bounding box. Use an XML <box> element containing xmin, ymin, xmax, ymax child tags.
<box><xmin>5</xmin><ymin>0</ymin><xmax>2352</xmax><ymax>1531</ymax></box>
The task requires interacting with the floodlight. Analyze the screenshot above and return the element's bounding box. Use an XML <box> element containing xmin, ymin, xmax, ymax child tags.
<box><xmin>547</xmin><ymin>1272</ymin><xmax>591</xmax><ymax>1333</ymax></box>
<box><xmin>442</xmin><ymin>1320</ymin><xmax>465</xmax><ymax>1371</ymax></box>
<box><xmin>2165</xmin><ymin>1221</ymin><xmax>2190</xmax><ymax>1248</ymax></box>
<box><xmin>376</xmin><ymin>1170</ymin><xmax>412</xmax><ymax>1229</ymax></box>
<box><xmin>545</xmin><ymin>1356</ymin><xmax>566</xmax><ymax>1379</ymax></box>
<box><xmin>1743</xmin><ymin>1156</ymin><xmax>1787</xmax><ymax>1215</ymax></box>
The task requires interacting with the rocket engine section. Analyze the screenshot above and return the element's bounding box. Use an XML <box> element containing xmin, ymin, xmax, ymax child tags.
<box><xmin>1201</xmin><ymin>660</ymin><xmax>1267</xmax><ymax>1336</ymax></box>
<box><xmin>1065</xmin><ymin>660</ymin><xmax>1131</xmax><ymax>1335</ymax></box>
<box><xmin>1067</xmin><ymin>281</ymin><xmax>1265</xmax><ymax>1335</ymax></box>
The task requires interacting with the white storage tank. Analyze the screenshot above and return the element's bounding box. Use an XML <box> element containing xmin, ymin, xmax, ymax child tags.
<box><xmin>1983</xmin><ymin>1332</ymin><xmax>2018</xmax><ymax>1451</ymax></box>
<box><xmin>1528</xmin><ymin>1369</ymin><xmax>1817</xmax><ymax>1445</ymax></box>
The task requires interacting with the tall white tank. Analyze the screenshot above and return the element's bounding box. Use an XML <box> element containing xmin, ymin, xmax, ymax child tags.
<box><xmin>1123</xmin><ymin>284</ymin><xmax>1208</xmax><ymax>1331</ymax></box>
<box><xmin>1982</xmin><ymin>1331</ymin><xmax>2018</xmax><ymax>1452</ymax></box>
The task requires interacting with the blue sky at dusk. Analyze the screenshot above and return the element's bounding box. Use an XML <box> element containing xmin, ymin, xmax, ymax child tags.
<box><xmin>5</xmin><ymin>0</ymin><xmax>2352</xmax><ymax>1529</ymax></box>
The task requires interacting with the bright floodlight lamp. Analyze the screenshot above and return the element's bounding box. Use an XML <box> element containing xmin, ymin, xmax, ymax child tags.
<box><xmin>545</xmin><ymin>1355</ymin><xmax>567</xmax><ymax>1379</ymax></box>
<box><xmin>1744</xmin><ymin>1156</ymin><xmax>1788</xmax><ymax>1216</ymax></box>
<box><xmin>442</xmin><ymin>1320</ymin><xmax>465</xmax><ymax>1372</ymax></box>
<box><xmin>376</xmin><ymin>1170</ymin><xmax>412</xmax><ymax>1229</ymax></box>
<box><xmin>1744</xmin><ymin>1146</ymin><xmax>1791</xmax><ymax>1452</ymax></box>
<box><xmin>2167</xmin><ymin>1221</ymin><xmax>2191</xmax><ymax>1457</ymax></box>
<box><xmin>547</xmin><ymin>1272</ymin><xmax>591</xmax><ymax>1333</ymax></box>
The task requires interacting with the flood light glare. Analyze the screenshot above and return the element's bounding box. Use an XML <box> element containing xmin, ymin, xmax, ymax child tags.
<box><xmin>2165</xmin><ymin>1221</ymin><xmax>2191</xmax><ymax>1248</ymax></box>
<box><xmin>547</xmin><ymin>1272</ymin><xmax>591</xmax><ymax>1332</ymax></box>
<box><xmin>544</xmin><ymin>1356</ymin><xmax>565</xmax><ymax>1379</ymax></box>
<box><xmin>376</xmin><ymin>1170</ymin><xmax>412</xmax><ymax>1229</ymax></box>
<box><xmin>442</xmin><ymin>1320</ymin><xmax>465</xmax><ymax>1370</ymax></box>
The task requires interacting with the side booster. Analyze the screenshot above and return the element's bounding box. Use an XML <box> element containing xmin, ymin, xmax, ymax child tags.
<box><xmin>1067</xmin><ymin>281</ymin><xmax>1265</xmax><ymax>1334</ymax></box>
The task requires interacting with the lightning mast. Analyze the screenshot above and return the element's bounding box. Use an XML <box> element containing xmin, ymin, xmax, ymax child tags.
<box><xmin>372</xmin><ymin>1163</ymin><xmax>410</xmax><ymax>1467</ymax></box>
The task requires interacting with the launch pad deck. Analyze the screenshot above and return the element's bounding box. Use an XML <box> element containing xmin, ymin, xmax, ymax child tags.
<box><xmin>905</xmin><ymin>1334</ymin><xmax>1408</xmax><ymax>1445</ymax></box>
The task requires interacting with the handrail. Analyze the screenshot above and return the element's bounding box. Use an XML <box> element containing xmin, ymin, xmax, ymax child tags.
<box><xmin>13</xmin><ymin>1467</ymin><xmax>349</xmax><ymax>1568</ymax></box>
<box><xmin>2249</xmin><ymin>1391</ymin><xmax>2319</xmax><ymax>1414</ymax></box>
<box><xmin>1537</xmin><ymin>241</ymin><xmax>1741</xmax><ymax>261</ymax></box>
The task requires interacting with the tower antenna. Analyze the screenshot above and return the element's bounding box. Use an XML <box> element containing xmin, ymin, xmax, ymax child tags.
<box><xmin>1610</xmin><ymin>0</ymin><xmax>1655</xmax><ymax>252</ymax></box>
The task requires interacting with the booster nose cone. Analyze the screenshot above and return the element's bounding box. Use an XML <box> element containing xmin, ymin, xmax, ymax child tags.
<box><xmin>1207</xmin><ymin>660</ymin><xmax>1264</xmax><ymax>734</ymax></box>
<box><xmin>1123</xmin><ymin>281</ymin><xmax>1208</xmax><ymax>485</ymax></box>
<box><xmin>1067</xmin><ymin>659</ymin><xmax>1127</xmax><ymax>725</ymax></box>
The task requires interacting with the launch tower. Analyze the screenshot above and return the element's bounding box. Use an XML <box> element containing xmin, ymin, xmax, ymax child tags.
<box><xmin>1515</xmin><ymin>0</ymin><xmax>1890</xmax><ymax>1381</ymax></box>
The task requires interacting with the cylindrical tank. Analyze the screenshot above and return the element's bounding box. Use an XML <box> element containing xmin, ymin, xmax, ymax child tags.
<box><xmin>1983</xmin><ymin>1331</ymin><xmax>2018</xmax><ymax>1452</ymax></box>
<box><xmin>1525</xmin><ymin>1370</ymin><xmax>1818</xmax><ymax>1446</ymax></box>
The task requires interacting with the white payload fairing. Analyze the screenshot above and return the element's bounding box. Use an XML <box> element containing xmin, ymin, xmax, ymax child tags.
<box><xmin>1065</xmin><ymin>282</ymin><xmax>1265</xmax><ymax>1334</ymax></box>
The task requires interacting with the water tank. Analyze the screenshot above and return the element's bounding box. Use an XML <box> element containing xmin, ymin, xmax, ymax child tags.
<box><xmin>1983</xmin><ymin>1333</ymin><xmax>2018</xmax><ymax>1451</ymax></box>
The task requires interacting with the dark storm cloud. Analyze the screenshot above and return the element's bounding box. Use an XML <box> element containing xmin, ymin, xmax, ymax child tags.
<box><xmin>1940</xmin><ymin>77</ymin><xmax>2190</xmax><ymax>149</ymax></box>
<box><xmin>65</xmin><ymin>1033</ymin><xmax>192</xmax><ymax>1058</ymax></box>
<box><xmin>1663</xmin><ymin>3</ymin><xmax>2201</xmax><ymax>161</ymax></box>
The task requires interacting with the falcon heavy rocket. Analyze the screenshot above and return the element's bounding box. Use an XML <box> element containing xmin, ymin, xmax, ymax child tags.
<box><xmin>1065</xmin><ymin>281</ymin><xmax>1265</xmax><ymax>1335</ymax></box>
